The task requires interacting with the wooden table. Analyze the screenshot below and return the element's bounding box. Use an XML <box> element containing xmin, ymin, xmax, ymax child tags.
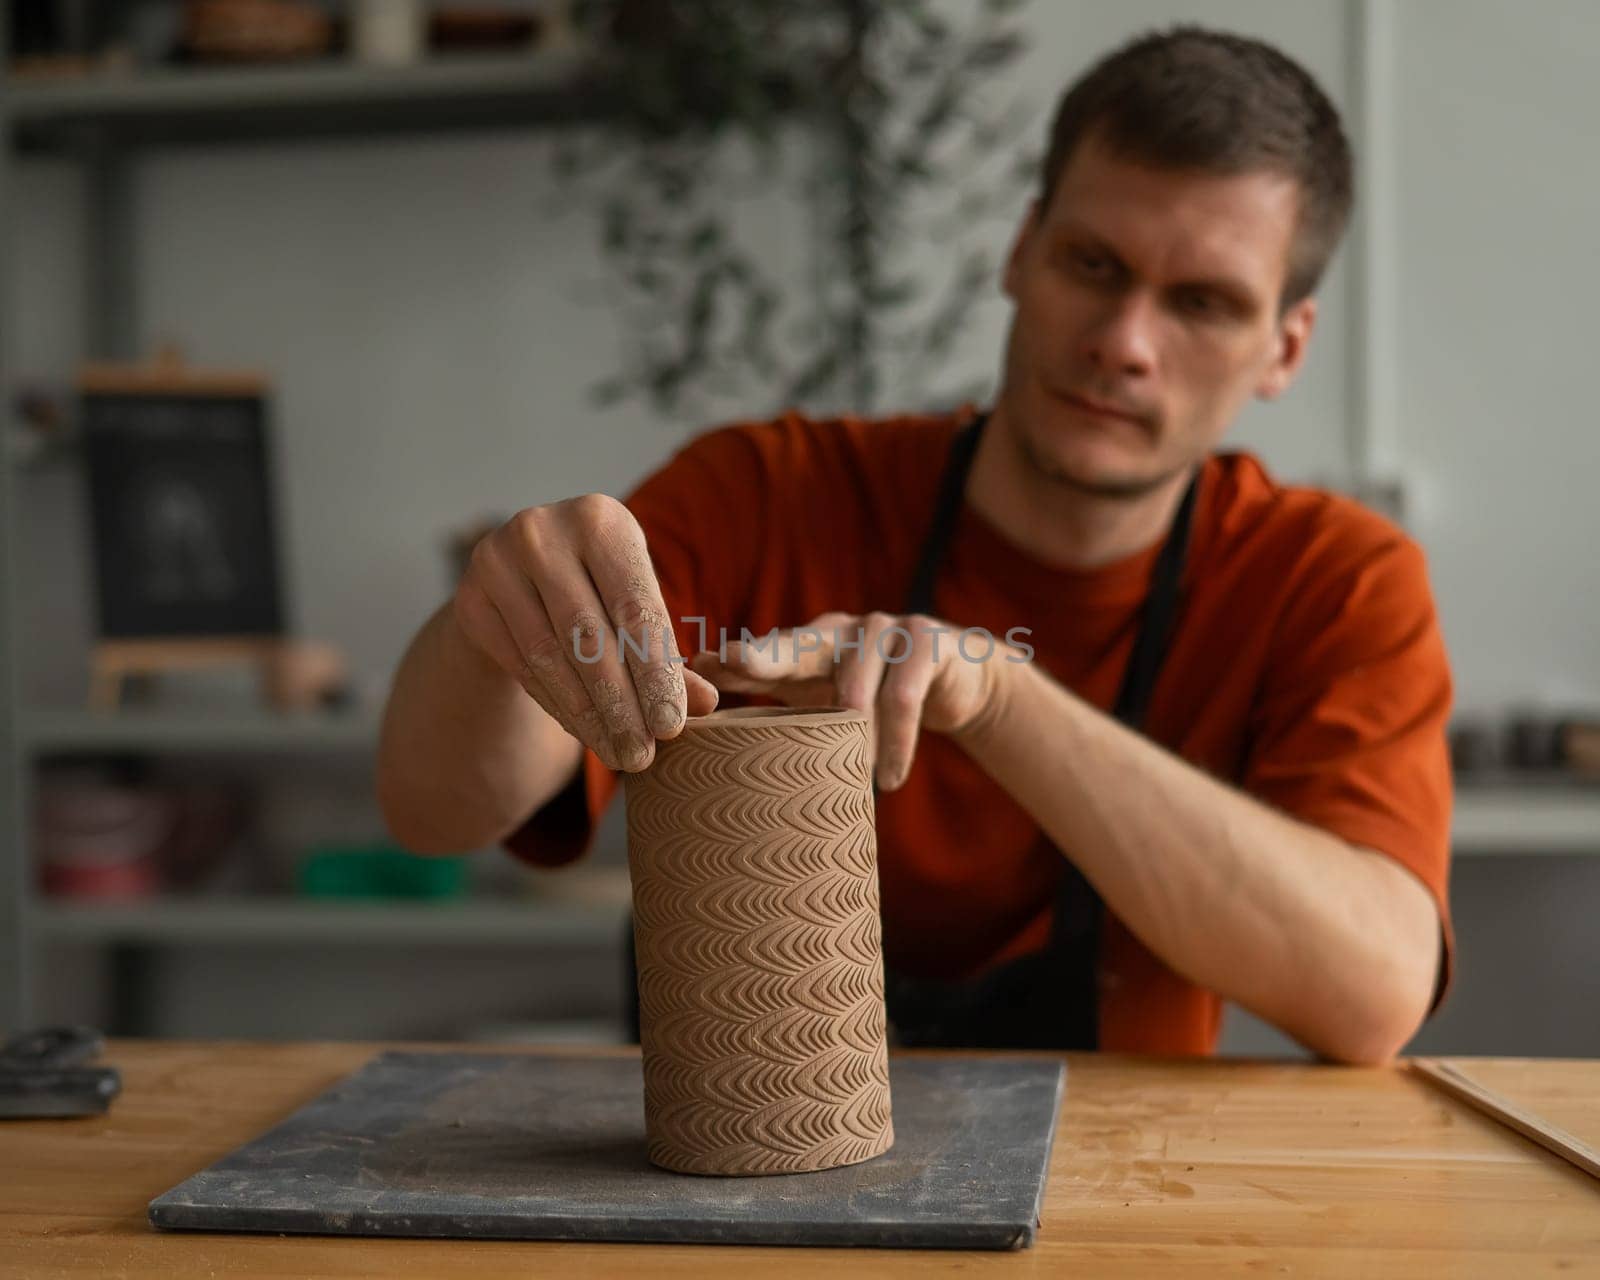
<box><xmin>3</xmin><ymin>1042</ymin><xmax>1598</xmax><ymax>1277</ymax></box>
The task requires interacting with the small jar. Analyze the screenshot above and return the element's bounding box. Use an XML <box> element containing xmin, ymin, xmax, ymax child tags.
<box><xmin>349</xmin><ymin>0</ymin><xmax>425</xmax><ymax>66</ymax></box>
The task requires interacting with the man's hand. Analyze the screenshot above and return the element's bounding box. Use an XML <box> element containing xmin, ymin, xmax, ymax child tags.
<box><xmin>690</xmin><ymin>612</ymin><xmax>1014</xmax><ymax>790</ymax></box>
<box><xmin>451</xmin><ymin>495</ymin><xmax>718</xmax><ymax>773</ymax></box>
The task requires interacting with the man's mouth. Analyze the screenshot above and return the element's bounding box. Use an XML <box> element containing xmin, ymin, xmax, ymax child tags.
<box><xmin>1051</xmin><ymin>388</ymin><xmax>1151</xmax><ymax>431</ymax></box>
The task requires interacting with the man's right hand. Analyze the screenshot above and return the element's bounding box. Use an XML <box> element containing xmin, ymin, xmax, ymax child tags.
<box><xmin>450</xmin><ymin>495</ymin><xmax>718</xmax><ymax>773</ymax></box>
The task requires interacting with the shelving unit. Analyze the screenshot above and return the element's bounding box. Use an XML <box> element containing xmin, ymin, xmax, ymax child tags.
<box><xmin>1452</xmin><ymin>781</ymin><xmax>1600</xmax><ymax>857</ymax></box>
<box><xmin>10</xmin><ymin>702</ymin><xmax>638</xmax><ymax>1027</ymax></box>
<box><xmin>8</xmin><ymin>49</ymin><xmax>608</xmax><ymax>151</ymax></box>
<box><xmin>20</xmin><ymin>707</ymin><xmax>381</xmax><ymax>754</ymax></box>
<box><xmin>1</xmin><ymin>16</ymin><xmax>29</xmax><ymax>1031</ymax></box>
<box><xmin>31</xmin><ymin>883</ymin><xmax>631</xmax><ymax>947</ymax></box>
<box><xmin>0</xmin><ymin>38</ymin><xmax>628</xmax><ymax>1031</ymax></box>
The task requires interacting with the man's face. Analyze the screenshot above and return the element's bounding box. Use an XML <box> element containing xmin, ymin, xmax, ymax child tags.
<box><xmin>999</xmin><ymin>135</ymin><xmax>1318</xmax><ymax>496</ymax></box>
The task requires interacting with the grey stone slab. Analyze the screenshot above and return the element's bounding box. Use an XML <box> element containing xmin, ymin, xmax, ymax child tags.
<box><xmin>148</xmin><ymin>1051</ymin><xmax>1064</xmax><ymax>1250</ymax></box>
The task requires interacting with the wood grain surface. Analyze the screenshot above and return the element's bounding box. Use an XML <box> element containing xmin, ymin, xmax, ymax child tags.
<box><xmin>4</xmin><ymin>1041</ymin><xmax>1600</xmax><ymax>1277</ymax></box>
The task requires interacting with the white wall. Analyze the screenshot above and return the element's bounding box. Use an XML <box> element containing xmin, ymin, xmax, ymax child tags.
<box><xmin>1389</xmin><ymin>0</ymin><xmax>1600</xmax><ymax>712</ymax></box>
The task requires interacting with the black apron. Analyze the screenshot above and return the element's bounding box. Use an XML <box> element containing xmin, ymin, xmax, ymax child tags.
<box><xmin>880</xmin><ymin>411</ymin><xmax>1200</xmax><ymax>1050</ymax></box>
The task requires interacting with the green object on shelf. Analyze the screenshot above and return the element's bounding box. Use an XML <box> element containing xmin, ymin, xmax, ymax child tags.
<box><xmin>297</xmin><ymin>844</ymin><xmax>466</xmax><ymax>901</ymax></box>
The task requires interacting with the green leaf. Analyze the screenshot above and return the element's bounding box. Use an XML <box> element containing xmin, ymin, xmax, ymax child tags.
<box><xmin>602</xmin><ymin>199</ymin><xmax>632</xmax><ymax>252</ymax></box>
<box><xmin>686</xmin><ymin>221</ymin><xmax>722</xmax><ymax>256</ymax></box>
<box><xmin>965</xmin><ymin>34</ymin><xmax>1023</xmax><ymax>70</ymax></box>
<box><xmin>590</xmin><ymin>375</ymin><xmax>631</xmax><ymax>408</ymax></box>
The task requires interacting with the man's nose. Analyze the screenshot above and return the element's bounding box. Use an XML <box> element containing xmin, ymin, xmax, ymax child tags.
<box><xmin>1082</xmin><ymin>292</ymin><xmax>1158</xmax><ymax>379</ymax></box>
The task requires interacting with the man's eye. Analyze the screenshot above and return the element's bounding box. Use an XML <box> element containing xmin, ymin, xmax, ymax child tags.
<box><xmin>1067</xmin><ymin>248</ymin><xmax>1113</xmax><ymax>278</ymax></box>
<box><xmin>1175</xmin><ymin>289</ymin><xmax>1223</xmax><ymax>319</ymax></box>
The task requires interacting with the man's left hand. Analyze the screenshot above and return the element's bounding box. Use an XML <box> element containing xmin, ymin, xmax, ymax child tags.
<box><xmin>689</xmin><ymin>612</ymin><xmax>1016</xmax><ymax>790</ymax></box>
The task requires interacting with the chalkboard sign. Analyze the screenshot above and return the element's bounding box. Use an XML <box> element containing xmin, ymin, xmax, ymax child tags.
<box><xmin>80</xmin><ymin>363</ymin><xmax>285</xmax><ymax>640</ymax></box>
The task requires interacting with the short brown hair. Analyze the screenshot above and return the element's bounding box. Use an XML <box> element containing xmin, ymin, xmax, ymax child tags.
<box><xmin>1040</xmin><ymin>26</ymin><xmax>1354</xmax><ymax>307</ymax></box>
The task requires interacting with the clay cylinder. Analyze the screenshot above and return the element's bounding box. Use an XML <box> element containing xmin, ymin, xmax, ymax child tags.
<box><xmin>625</xmin><ymin>707</ymin><xmax>894</xmax><ymax>1175</ymax></box>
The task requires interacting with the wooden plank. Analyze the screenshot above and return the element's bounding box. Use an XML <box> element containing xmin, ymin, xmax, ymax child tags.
<box><xmin>1410</xmin><ymin>1057</ymin><xmax>1600</xmax><ymax>1181</ymax></box>
<box><xmin>1427</xmin><ymin>1057</ymin><xmax>1600</xmax><ymax>1152</ymax></box>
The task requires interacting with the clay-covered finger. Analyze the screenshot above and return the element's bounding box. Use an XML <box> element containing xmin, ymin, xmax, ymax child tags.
<box><xmin>580</xmin><ymin>511</ymin><xmax>690</xmax><ymax>741</ymax></box>
<box><xmin>834</xmin><ymin>612</ymin><xmax>898</xmax><ymax>714</ymax></box>
<box><xmin>453</xmin><ymin>576</ymin><xmax>528</xmax><ymax>685</ymax></box>
<box><xmin>530</xmin><ymin>574</ymin><xmax>655</xmax><ymax>773</ymax></box>
<box><xmin>471</xmin><ymin>538</ymin><xmax>618</xmax><ymax>769</ymax></box>
<box><xmin>875</xmin><ymin>624</ymin><xmax>938</xmax><ymax>790</ymax></box>
<box><xmin>684</xmin><ymin>667</ymin><xmax>720</xmax><ymax>717</ymax></box>
<box><xmin>454</xmin><ymin>578</ymin><xmax>572</xmax><ymax>730</ymax></box>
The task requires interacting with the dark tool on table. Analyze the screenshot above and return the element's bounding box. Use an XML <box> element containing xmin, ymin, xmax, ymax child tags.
<box><xmin>0</xmin><ymin>1025</ymin><xmax>121</xmax><ymax>1118</ymax></box>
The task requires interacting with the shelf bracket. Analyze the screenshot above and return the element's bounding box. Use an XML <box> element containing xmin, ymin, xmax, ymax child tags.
<box><xmin>86</xmin><ymin>138</ymin><xmax>138</xmax><ymax>360</ymax></box>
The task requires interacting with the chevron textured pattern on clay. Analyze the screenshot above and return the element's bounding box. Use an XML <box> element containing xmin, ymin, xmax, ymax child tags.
<box><xmin>624</xmin><ymin>707</ymin><xmax>894</xmax><ymax>1175</ymax></box>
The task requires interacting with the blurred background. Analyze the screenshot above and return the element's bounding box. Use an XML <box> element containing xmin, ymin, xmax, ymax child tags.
<box><xmin>1</xmin><ymin>0</ymin><xmax>1596</xmax><ymax>1055</ymax></box>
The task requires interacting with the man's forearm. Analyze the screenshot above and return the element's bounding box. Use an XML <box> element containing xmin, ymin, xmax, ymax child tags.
<box><xmin>953</xmin><ymin>659</ymin><xmax>1440</xmax><ymax>1063</ymax></box>
<box><xmin>378</xmin><ymin>603</ymin><xmax>582</xmax><ymax>854</ymax></box>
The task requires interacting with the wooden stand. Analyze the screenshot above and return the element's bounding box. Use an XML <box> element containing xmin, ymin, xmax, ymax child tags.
<box><xmin>89</xmin><ymin>638</ymin><xmax>347</xmax><ymax>712</ymax></box>
<box><xmin>79</xmin><ymin>350</ymin><xmax>337</xmax><ymax>715</ymax></box>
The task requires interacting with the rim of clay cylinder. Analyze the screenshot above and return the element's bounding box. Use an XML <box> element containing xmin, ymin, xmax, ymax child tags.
<box><xmin>679</xmin><ymin>706</ymin><xmax>866</xmax><ymax>731</ymax></box>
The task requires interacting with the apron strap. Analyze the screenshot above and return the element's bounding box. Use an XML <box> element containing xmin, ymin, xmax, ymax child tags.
<box><xmin>903</xmin><ymin>414</ymin><xmax>985</xmax><ymax>618</ymax></box>
<box><xmin>1112</xmin><ymin>469</ymin><xmax>1200</xmax><ymax>728</ymax></box>
<box><xmin>904</xmin><ymin>411</ymin><xmax>1200</xmax><ymax>726</ymax></box>
<box><xmin>887</xmin><ymin>411</ymin><xmax>1202</xmax><ymax>1049</ymax></box>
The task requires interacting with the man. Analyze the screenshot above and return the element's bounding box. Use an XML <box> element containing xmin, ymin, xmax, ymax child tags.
<box><xmin>378</xmin><ymin>27</ymin><xmax>1452</xmax><ymax>1063</ymax></box>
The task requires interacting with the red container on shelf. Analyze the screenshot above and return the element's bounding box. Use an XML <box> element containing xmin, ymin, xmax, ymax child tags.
<box><xmin>34</xmin><ymin>776</ymin><xmax>175</xmax><ymax>901</ymax></box>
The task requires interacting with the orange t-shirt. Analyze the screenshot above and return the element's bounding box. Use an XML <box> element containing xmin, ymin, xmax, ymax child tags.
<box><xmin>505</xmin><ymin>409</ymin><xmax>1455</xmax><ymax>1055</ymax></box>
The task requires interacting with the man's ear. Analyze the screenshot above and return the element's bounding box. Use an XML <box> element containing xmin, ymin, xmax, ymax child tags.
<box><xmin>1002</xmin><ymin>200</ymin><xmax>1043</xmax><ymax>302</ymax></box>
<box><xmin>1256</xmin><ymin>296</ymin><xmax>1317</xmax><ymax>400</ymax></box>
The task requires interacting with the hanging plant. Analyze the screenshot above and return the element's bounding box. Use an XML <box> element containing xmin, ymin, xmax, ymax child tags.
<box><xmin>556</xmin><ymin>0</ymin><xmax>1036</xmax><ymax>421</ymax></box>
